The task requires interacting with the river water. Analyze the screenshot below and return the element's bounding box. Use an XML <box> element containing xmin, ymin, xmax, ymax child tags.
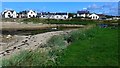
<box><xmin>1</xmin><ymin>27</ymin><xmax>79</xmax><ymax>35</ymax></box>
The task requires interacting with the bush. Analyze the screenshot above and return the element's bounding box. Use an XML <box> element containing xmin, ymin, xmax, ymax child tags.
<box><xmin>63</xmin><ymin>27</ymin><xmax>98</xmax><ymax>43</ymax></box>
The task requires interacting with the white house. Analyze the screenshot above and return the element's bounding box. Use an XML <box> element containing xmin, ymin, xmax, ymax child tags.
<box><xmin>18</xmin><ymin>10</ymin><xmax>37</xmax><ymax>18</ymax></box>
<box><xmin>54</xmin><ymin>13</ymin><xmax>68</xmax><ymax>19</ymax></box>
<box><xmin>89</xmin><ymin>13</ymin><xmax>99</xmax><ymax>20</ymax></box>
<box><xmin>40</xmin><ymin>12</ymin><xmax>49</xmax><ymax>19</ymax></box>
<box><xmin>27</xmin><ymin>10</ymin><xmax>37</xmax><ymax>18</ymax></box>
<box><xmin>12</xmin><ymin>11</ymin><xmax>17</xmax><ymax>18</ymax></box>
<box><xmin>39</xmin><ymin>12</ymin><xmax>68</xmax><ymax>20</ymax></box>
<box><xmin>77</xmin><ymin>10</ymin><xmax>90</xmax><ymax>18</ymax></box>
<box><xmin>112</xmin><ymin>17</ymin><xmax>120</xmax><ymax>20</ymax></box>
<box><xmin>2</xmin><ymin>10</ymin><xmax>17</xmax><ymax>18</ymax></box>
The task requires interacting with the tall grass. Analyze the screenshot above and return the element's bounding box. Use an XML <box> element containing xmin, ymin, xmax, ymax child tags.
<box><xmin>1</xmin><ymin>35</ymin><xmax>67</xmax><ymax>66</ymax></box>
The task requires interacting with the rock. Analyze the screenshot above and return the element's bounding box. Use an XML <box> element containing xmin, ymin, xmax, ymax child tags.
<box><xmin>6</xmin><ymin>34</ymin><xmax>12</xmax><ymax>39</ymax></box>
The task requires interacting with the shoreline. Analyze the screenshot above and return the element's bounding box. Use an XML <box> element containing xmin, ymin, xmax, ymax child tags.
<box><xmin>0</xmin><ymin>29</ymin><xmax>78</xmax><ymax>58</ymax></box>
<box><xmin>1</xmin><ymin>22</ymin><xmax>84</xmax><ymax>31</ymax></box>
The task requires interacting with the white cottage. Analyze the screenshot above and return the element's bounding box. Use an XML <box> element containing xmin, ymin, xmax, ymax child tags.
<box><xmin>18</xmin><ymin>10</ymin><xmax>37</xmax><ymax>18</ymax></box>
<box><xmin>39</xmin><ymin>12</ymin><xmax>68</xmax><ymax>20</ymax></box>
<box><xmin>54</xmin><ymin>13</ymin><xmax>68</xmax><ymax>19</ymax></box>
<box><xmin>2</xmin><ymin>10</ymin><xmax>17</xmax><ymax>18</ymax></box>
<box><xmin>27</xmin><ymin>10</ymin><xmax>37</xmax><ymax>18</ymax></box>
<box><xmin>77</xmin><ymin>10</ymin><xmax>90</xmax><ymax>18</ymax></box>
<box><xmin>89</xmin><ymin>13</ymin><xmax>99</xmax><ymax>20</ymax></box>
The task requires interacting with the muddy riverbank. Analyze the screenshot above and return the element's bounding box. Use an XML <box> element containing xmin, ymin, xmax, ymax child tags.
<box><xmin>1</xmin><ymin>22</ymin><xmax>84</xmax><ymax>31</ymax></box>
<box><xmin>0</xmin><ymin>22</ymin><xmax>85</xmax><ymax>58</ymax></box>
<box><xmin>0</xmin><ymin>29</ymin><xmax>79</xmax><ymax>58</ymax></box>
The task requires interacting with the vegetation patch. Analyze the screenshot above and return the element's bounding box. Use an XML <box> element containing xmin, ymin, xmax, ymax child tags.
<box><xmin>1</xmin><ymin>25</ymin><xmax>118</xmax><ymax>66</ymax></box>
<box><xmin>57</xmin><ymin>27</ymin><xmax>118</xmax><ymax>66</ymax></box>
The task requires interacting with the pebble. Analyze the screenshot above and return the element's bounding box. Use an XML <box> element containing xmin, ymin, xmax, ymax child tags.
<box><xmin>17</xmin><ymin>47</ymin><xmax>20</xmax><ymax>49</ymax></box>
<box><xmin>13</xmin><ymin>47</ymin><xmax>17</xmax><ymax>49</ymax></box>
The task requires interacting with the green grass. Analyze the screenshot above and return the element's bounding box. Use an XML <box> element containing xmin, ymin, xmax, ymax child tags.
<box><xmin>1</xmin><ymin>26</ymin><xmax>118</xmax><ymax>66</ymax></box>
<box><xmin>58</xmin><ymin>27</ymin><xmax>118</xmax><ymax>66</ymax></box>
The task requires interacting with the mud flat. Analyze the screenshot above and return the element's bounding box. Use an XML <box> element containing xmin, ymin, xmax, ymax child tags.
<box><xmin>1</xmin><ymin>22</ymin><xmax>84</xmax><ymax>31</ymax></box>
<box><xmin>0</xmin><ymin>22</ymin><xmax>85</xmax><ymax>58</ymax></box>
<box><xmin>0</xmin><ymin>29</ymin><xmax>78</xmax><ymax>58</ymax></box>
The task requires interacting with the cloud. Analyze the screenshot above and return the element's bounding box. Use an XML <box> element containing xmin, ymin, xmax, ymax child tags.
<box><xmin>86</xmin><ymin>3</ymin><xmax>118</xmax><ymax>15</ymax></box>
<box><xmin>101</xmin><ymin>4</ymin><xmax>112</xmax><ymax>8</ymax></box>
<box><xmin>87</xmin><ymin>4</ymin><xmax>102</xmax><ymax>11</ymax></box>
<box><xmin>83</xmin><ymin>8</ymin><xmax>87</xmax><ymax>10</ymax></box>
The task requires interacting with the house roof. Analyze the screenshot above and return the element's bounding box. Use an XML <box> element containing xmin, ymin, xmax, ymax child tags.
<box><xmin>77</xmin><ymin>10</ymin><xmax>89</xmax><ymax>14</ymax></box>
<box><xmin>2</xmin><ymin>10</ymin><xmax>15</xmax><ymax>14</ymax></box>
<box><xmin>40</xmin><ymin>12</ymin><xmax>67</xmax><ymax>15</ymax></box>
<box><xmin>55</xmin><ymin>13</ymin><xmax>67</xmax><ymax>15</ymax></box>
<box><xmin>97</xmin><ymin>14</ymin><xmax>105</xmax><ymax>16</ymax></box>
<box><xmin>19</xmin><ymin>11</ymin><xmax>29</xmax><ymax>14</ymax></box>
<box><xmin>19</xmin><ymin>10</ymin><xmax>36</xmax><ymax>14</ymax></box>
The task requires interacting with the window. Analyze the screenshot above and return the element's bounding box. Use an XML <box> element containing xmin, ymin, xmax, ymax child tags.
<box><xmin>29</xmin><ymin>15</ymin><xmax>31</xmax><ymax>18</ymax></box>
<box><xmin>64</xmin><ymin>16</ymin><xmax>66</xmax><ymax>19</ymax></box>
<box><xmin>33</xmin><ymin>15</ymin><xmax>35</xmax><ymax>17</ymax></box>
<box><xmin>8</xmin><ymin>15</ymin><xmax>11</xmax><ymax>18</ymax></box>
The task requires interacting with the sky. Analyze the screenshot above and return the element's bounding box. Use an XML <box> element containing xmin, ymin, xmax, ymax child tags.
<box><xmin>1</xmin><ymin>2</ymin><xmax>119</xmax><ymax>16</ymax></box>
<box><xmin>1</xmin><ymin>0</ymin><xmax>120</xmax><ymax>2</ymax></box>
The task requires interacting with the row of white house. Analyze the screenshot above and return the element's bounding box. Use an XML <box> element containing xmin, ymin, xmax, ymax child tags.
<box><xmin>2</xmin><ymin>10</ymin><xmax>69</xmax><ymax>20</ymax></box>
<box><xmin>2</xmin><ymin>9</ymin><xmax>113</xmax><ymax>20</ymax></box>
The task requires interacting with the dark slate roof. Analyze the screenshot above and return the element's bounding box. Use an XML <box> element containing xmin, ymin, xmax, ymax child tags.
<box><xmin>19</xmin><ymin>11</ymin><xmax>29</xmax><ymax>14</ymax></box>
<box><xmin>41</xmin><ymin>12</ymin><xmax>67</xmax><ymax>15</ymax></box>
<box><xmin>77</xmin><ymin>10</ymin><xmax>89</xmax><ymax>14</ymax></box>
<box><xmin>55</xmin><ymin>13</ymin><xmax>67</xmax><ymax>15</ymax></box>
<box><xmin>41</xmin><ymin>12</ymin><xmax>48</xmax><ymax>15</ymax></box>
<box><xmin>37</xmin><ymin>13</ymin><xmax>41</xmax><ymax>15</ymax></box>
<box><xmin>97</xmin><ymin>14</ymin><xmax>105</xmax><ymax>16</ymax></box>
<box><xmin>3</xmin><ymin>10</ymin><xmax>15</xmax><ymax>14</ymax></box>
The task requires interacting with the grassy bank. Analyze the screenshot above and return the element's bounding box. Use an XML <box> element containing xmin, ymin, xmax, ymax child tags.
<box><xmin>1</xmin><ymin>25</ymin><xmax>118</xmax><ymax>66</ymax></box>
<box><xmin>1</xmin><ymin>35</ymin><xmax>67</xmax><ymax>66</ymax></box>
<box><xmin>57</xmin><ymin>27</ymin><xmax>118</xmax><ymax>66</ymax></box>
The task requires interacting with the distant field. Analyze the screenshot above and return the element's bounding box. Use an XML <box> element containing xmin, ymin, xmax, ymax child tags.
<box><xmin>1</xmin><ymin>18</ymin><xmax>97</xmax><ymax>25</ymax></box>
<box><xmin>1</xmin><ymin>18</ymin><xmax>119</xmax><ymax>25</ymax></box>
